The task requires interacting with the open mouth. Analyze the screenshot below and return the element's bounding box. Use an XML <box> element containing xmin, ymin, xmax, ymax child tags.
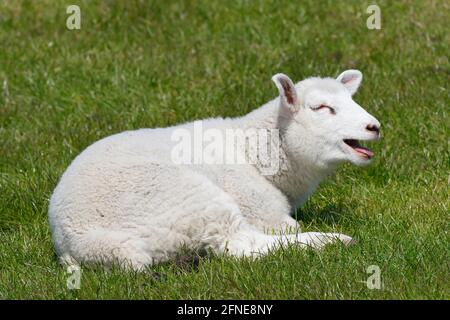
<box><xmin>343</xmin><ymin>139</ymin><xmax>374</xmax><ymax>159</ymax></box>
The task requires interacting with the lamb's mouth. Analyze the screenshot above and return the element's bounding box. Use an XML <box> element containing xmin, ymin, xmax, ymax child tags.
<box><xmin>343</xmin><ymin>139</ymin><xmax>374</xmax><ymax>159</ymax></box>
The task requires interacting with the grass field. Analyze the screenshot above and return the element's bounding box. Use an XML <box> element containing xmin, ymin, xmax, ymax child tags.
<box><xmin>0</xmin><ymin>0</ymin><xmax>448</xmax><ymax>299</ymax></box>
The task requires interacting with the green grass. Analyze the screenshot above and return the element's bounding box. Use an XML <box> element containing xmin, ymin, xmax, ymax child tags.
<box><xmin>0</xmin><ymin>0</ymin><xmax>448</xmax><ymax>299</ymax></box>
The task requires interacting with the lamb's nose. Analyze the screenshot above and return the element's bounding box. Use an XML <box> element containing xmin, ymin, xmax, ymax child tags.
<box><xmin>366</xmin><ymin>124</ymin><xmax>380</xmax><ymax>135</ymax></box>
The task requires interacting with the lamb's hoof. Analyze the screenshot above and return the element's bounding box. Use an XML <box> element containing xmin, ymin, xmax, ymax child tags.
<box><xmin>339</xmin><ymin>234</ymin><xmax>357</xmax><ymax>246</ymax></box>
<box><xmin>151</xmin><ymin>272</ymin><xmax>166</xmax><ymax>281</ymax></box>
<box><xmin>175</xmin><ymin>254</ymin><xmax>200</xmax><ymax>271</ymax></box>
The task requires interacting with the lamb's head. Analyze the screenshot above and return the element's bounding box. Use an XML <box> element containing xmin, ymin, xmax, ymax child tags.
<box><xmin>272</xmin><ymin>70</ymin><xmax>381</xmax><ymax>169</ymax></box>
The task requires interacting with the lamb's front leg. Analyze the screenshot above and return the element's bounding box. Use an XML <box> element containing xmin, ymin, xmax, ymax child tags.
<box><xmin>248</xmin><ymin>211</ymin><xmax>355</xmax><ymax>249</ymax></box>
<box><xmin>223</xmin><ymin>226</ymin><xmax>354</xmax><ymax>258</ymax></box>
<box><xmin>261</xmin><ymin>218</ymin><xmax>355</xmax><ymax>249</ymax></box>
<box><xmin>294</xmin><ymin>232</ymin><xmax>355</xmax><ymax>248</ymax></box>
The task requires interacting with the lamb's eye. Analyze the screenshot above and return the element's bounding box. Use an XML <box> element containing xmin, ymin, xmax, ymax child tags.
<box><xmin>311</xmin><ymin>105</ymin><xmax>336</xmax><ymax>114</ymax></box>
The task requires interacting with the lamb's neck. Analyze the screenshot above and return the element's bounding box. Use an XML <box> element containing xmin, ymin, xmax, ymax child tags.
<box><xmin>266</xmin><ymin>150</ymin><xmax>332</xmax><ymax>209</ymax></box>
<box><xmin>237</xmin><ymin>100</ymin><xmax>334</xmax><ymax>209</ymax></box>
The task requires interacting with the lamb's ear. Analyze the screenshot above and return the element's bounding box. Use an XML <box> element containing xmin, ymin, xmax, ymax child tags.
<box><xmin>336</xmin><ymin>69</ymin><xmax>363</xmax><ymax>95</ymax></box>
<box><xmin>271</xmin><ymin>73</ymin><xmax>299</xmax><ymax>113</ymax></box>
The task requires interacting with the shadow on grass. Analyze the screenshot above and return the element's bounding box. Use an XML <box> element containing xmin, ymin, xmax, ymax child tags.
<box><xmin>294</xmin><ymin>202</ymin><xmax>354</xmax><ymax>226</ymax></box>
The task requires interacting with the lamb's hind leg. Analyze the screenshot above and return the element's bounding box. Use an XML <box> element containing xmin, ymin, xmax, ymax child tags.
<box><xmin>60</xmin><ymin>228</ymin><xmax>164</xmax><ymax>271</ymax></box>
<box><xmin>223</xmin><ymin>227</ymin><xmax>354</xmax><ymax>258</ymax></box>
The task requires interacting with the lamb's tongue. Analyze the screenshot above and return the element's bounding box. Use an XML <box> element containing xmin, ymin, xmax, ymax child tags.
<box><xmin>355</xmin><ymin>147</ymin><xmax>374</xmax><ymax>157</ymax></box>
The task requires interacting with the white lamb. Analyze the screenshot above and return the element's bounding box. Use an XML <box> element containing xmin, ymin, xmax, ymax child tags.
<box><xmin>48</xmin><ymin>69</ymin><xmax>381</xmax><ymax>270</ymax></box>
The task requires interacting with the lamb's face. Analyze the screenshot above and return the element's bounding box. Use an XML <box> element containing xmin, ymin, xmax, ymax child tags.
<box><xmin>272</xmin><ymin>70</ymin><xmax>381</xmax><ymax>168</ymax></box>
